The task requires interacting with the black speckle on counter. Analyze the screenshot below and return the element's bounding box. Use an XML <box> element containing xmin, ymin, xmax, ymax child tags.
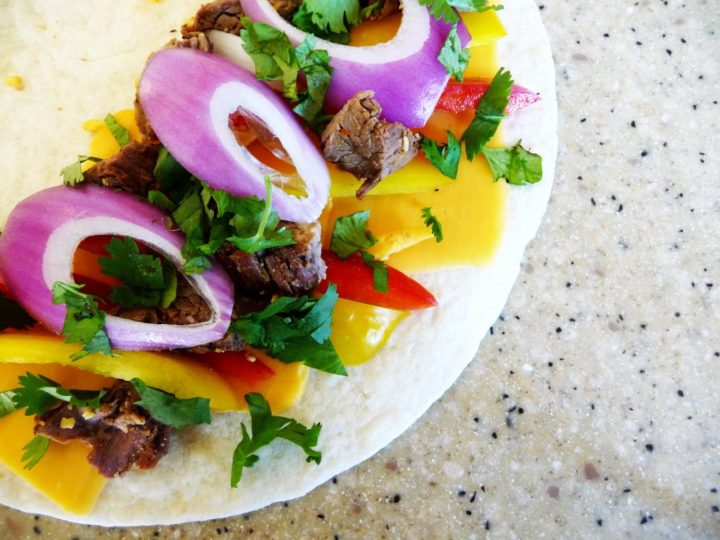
<box><xmin>640</xmin><ymin>513</ymin><xmax>654</xmax><ymax>525</ymax></box>
<box><xmin>596</xmin><ymin>519</ymin><xmax>603</xmax><ymax>527</ymax></box>
<box><xmin>677</xmin><ymin>389</ymin><xmax>685</xmax><ymax>397</ymax></box>
<box><xmin>33</xmin><ymin>525</ymin><xmax>41</xmax><ymax>535</ymax></box>
<box><xmin>484</xmin><ymin>520</ymin><xmax>491</xmax><ymax>530</ymax></box>
<box><xmin>645</xmin><ymin>444</ymin><xmax>655</xmax><ymax>452</ymax></box>
<box><xmin>316</xmin><ymin>513</ymin><xmax>325</xmax><ymax>520</ymax></box>
<box><xmin>392</xmin><ymin>494</ymin><xmax>401</xmax><ymax>503</ymax></box>
<box><xmin>712</xmin><ymin>506</ymin><xmax>719</xmax><ymax>513</ymax></box>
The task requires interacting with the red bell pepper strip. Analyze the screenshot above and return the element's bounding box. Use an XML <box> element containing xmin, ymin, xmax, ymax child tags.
<box><xmin>197</xmin><ymin>350</ymin><xmax>276</xmax><ymax>387</ymax></box>
<box><xmin>317</xmin><ymin>251</ymin><xmax>438</xmax><ymax>311</ymax></box>
<box><xmin>436</xmin><ymin>79</ymin><xmax>541</xmax><ymax>115</ymax></box>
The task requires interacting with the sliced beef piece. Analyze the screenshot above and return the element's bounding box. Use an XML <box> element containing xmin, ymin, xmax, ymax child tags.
<box><xmin>217</xmin><ymin>221</ymin><xmax>325</xmax><ymax>298</ymax></box>
<box><xmin>271</xmin><ymin>0</ymin><xmax>302</xmax><ymax>18</ymax></box>
<box><xmin>171</xmin><ymin>31</ymin><xmax>213</xmax><ymax>52</ymax></box>
<box><xmin>82</xmin><ymin>140</ymin><xmax>159</xmax><ymax>196</ymax></box>
<box><xmin>321</xmin><ymin>90</ymin><xmax>420</xmax><ymax>198</ymax></box>
<box><xmin>364</xmin><ymin>0</ymin><xmax>401</xmax><ymax>21</ymax></box>
<box><xmin>182</xmin><ymin>0</ymin><xmax>244</xmax><ymax>35</ymax></box>
<box><xmin>34</xmin><ymin>381</ymin><xmax>170</xmax><ymax>478</ymax></box>
<box><xmin>134</xmin><ymin>96</ymin><xmax>156</xmax><ymax>142</ymax></box>
<box><xmin>184</xmin><ymin>331</ymin><xmax>245</xmax><ymax>354</ymax></box>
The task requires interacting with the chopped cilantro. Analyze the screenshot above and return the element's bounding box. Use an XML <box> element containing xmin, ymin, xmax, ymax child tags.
<box><xmin>225</xmin><ymin>176</ymin><xmax>295</xmax><ymax>253</ymax></box>
<box><xmin>422</xmin><ymin>132</ymin><xmax>461</xmax><ymax>179</ymax></box>
<box><xmin>241</xmin><ymin>19</ymin><xmax>333</xmax><ymax>125</ymax></box>
<box><xmin>131</xmin><ymin>378</ymin><xmax>212</xmax><ymax>429</ymax></box>
<box><xmin>293</xmin><ymin>36</ymin><xmax>335</xmax><ymax>127</ymax></box>
<box><xmin>11</xmin><ymin>372</ymin><xmax>106</xmax><ymax>416</ymax></box>
<box><xmin>438</xmin><ymin>23</ymin><xmax>470</xmax><ymax>82</ymax></box>
<box><xmin>481</xmin><ymin>142</ymin><xmax>543</xmax><ymax>185</ymax></box>
<box><xmin>231</xmin><ymin>393</ymin><xmax>322</xmax><ymax>487</ymax></box>
<box><xmin>295</xmin><ymin>0</ymin><xmax>361</xmax><ymax>34</ymax></box>
<box><xmin>330</xmin><ymin>211</ymin><xmax>389</xmax><ymax>293</ymax></box>
<box><xmin>0</xmin><ymin>391</ymin><xmax>16</xmax><ymax>419</ymax></box>
<box><xmin>21</xmin><ymin>435</ymin><xmax>50</xmax><ymax>470</ymax></box>
<box><xmin>104</xmin><ymin>113</ymin><xmax>131</xmax><ymax>148</ymax></box>
<box><xmin>292</xmin><ymin>4</ymin><xmax>351</xmax><ymax>44</ymax></box>
<box><xmin>462</xmin><ymin>67</ymin><xmax>512</xmax><ymax>160</ymax></box>
<box><xmin>230</xmin><ymin>284</ymin><xmax>347</xmax><ymax>376</ymax></box>
<box><xmin>331</xmin><ymin>210</ymin><xmax>377</xmax><ymax>258</ymax></box>
<box><xmin>420</xmin><ymin>0</ymin><xmax>502</xmax><ymax>24</ymax></box>
<box><xmin>60</xmin><ymin>155</ymin><xmax>101</xmax><ymax>186</ymax></box>
<box><xmin>0</xmin><ymin>290</ymin><xmax>35</xmax><ymax>331</ymax></box>
<box><xmin>98</xmin><ymin>237</ymin><xmax>178</xmax><ymax>309</ymax></box>
<box><xmin>51</xmin><ymin>282</ymin><xmax>112</xmax><ymax>361</ymax></box>
<box><xmin>421</xmin><ymin>207</ymin><xmax>444</xmax><ymax>243</ymax></box>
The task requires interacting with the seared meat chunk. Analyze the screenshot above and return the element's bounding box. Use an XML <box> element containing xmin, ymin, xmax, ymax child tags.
<box><xmin>83</xmin><ymin>140</ymin><xmax>159</xmax><ymax>196</ymax></box>
<box><xmin>34</xmin><ymin>381</ymin><xmax>170</xmax><ymax>478</ymax></box>
<box><xmin>271</xmin><ymin>0</ymin><xmax>302</xmax><ymax>18</ymax></box>
<box><xmin>182</xmin><ymin>0</ymin><xmax>244</xmax><ymax>35</ymax></box>
<box><xmin>218</xmin><ymin>221</ymin><xmax>325</xmax><ymax>298</ymax></box>
<box><xmin>321</xmin><ymin>90</ymin><xmax>420</xmax><ymax>198</ymax></box>
<box><xmin>172</xmin><ymin>31</ymin><xmax>213</xmax><ymax>52</ymax></box>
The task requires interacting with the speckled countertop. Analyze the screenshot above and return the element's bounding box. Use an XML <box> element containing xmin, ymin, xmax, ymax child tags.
<box><xmin>2</xmin><ymin>0</ymin><xmax>720</xmax><ymax>538</ymax></box>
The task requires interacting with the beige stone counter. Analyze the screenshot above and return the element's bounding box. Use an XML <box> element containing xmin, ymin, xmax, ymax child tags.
<box><xmin>2</xmin><ymin>0</ymin><xmax>719</xmax><ymax>538</ymax></box>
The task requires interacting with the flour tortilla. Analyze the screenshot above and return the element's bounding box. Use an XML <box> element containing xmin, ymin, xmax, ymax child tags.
<box><xmin>0</xmin><ymin>0</ymin><xmax>556</xmax><ymax>525</ymax></box>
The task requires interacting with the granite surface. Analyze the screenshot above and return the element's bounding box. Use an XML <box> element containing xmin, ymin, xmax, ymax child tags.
<box><xmin>2</xmin><ymin>0</ymin><xmax>719</xmax><ymax>538</ymax></box>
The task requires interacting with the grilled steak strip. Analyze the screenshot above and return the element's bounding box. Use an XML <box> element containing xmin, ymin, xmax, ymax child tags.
<box><xmin>83</xmin><ymin>140</ymin><xmax>159</xmax><ymax>196</ymax></box>
<box><xmin>34</xmin><ymin>381</ymin><xmax>171</xmax><ymax>478</ymax></box>
<box><xmin>321</xmin><ymin>90</ymin><xmax>420</xmax><ymax>198</ymax></box>
<box><xmin>217</xmin><ymin>221</ymin><xmax>325</xmax><ymax>298</ymax></box>
<box><xmin>364</xmin><ymin>0</ymin><xmax>401</xmax><ymax>21</ymax></box>
<box><xmin>182</xmin><ymin>0</ymin><xmax>244</xmax><ymax>35</ymax></box>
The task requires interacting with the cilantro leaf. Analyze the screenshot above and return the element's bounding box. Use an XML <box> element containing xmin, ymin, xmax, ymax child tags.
<box><xmin>298</xmin><ymin>0</ymin><xmax>361</xmax><ymax>34</ymax></box>
<box><xmin>51</xmin><ymin>282</ymin><xmax>111</xmax><ymax>361</ymax></box>
<box><xmin>98</xmin><ymin>237</ymin><xmax>178</xmax><ymax>309</ymax></box>
<box><xmin>11</xmin><ymin>372</ymin><xmax>106</xmax><ymax>415</ymax></box>
<box><xmin>231</xmin><ymin>393</ymin><xmax>322</xmax><ymax>487</ymax></box>
<box><xmin>462</xmin><ymin>67</ymin><xmax>512</xmax><ymax>160</ymax></box>
<box><xmin>230</xmin><ymin>285</ymin><xmax>347</xmax><ymax>376</ymax></box>
<box><xmin>241</xmin><ymin>18</ymin><xmax>300</xmax><ymax>100</ymax></box>
<box><xmin>131</xmin><ymin>378</ymin><xmax>211</xmax><ymax>429</ymax></box>
<box><xmin>21</xmin><ymin>435</ymin><xmax>50</xmax><ymax>470</ymax></box>
<box><xmin>294</xmin><ymin>36</ymin><xmax>334</xmax><ymax>127</ymax></box>
<box><xmin>60</xmin><ymin>155</ymin><xmax>101</xmax><ymax>186</ymax></box>
<box><xmin>331</xmin><ymin>210</ymin><xmax>377</xmax><ymax>258</ymax></box>
<box><xmin>481</xmin><ymin>142</ymin><xmax>543</xmax><ymax>185</ymax></box>
<box><xmin>0</xmin><ymin>290</ymin><xmax>35</xmax><ymax>331</ymax></box>
<box><xmin>330</xmin><ymin>211</ymin><xmax>389</xmax><ymax>293</ymax></box>
<box><xmin>292</xmin><ymin>4</ymin><xmax>351</xmax><ymax>44</ymax></box>
<box><xmin>104</xmin><ymin>113</ymin><xmax>131</xmax><ymax>148</ymax></box>
<box><xmin>420</xmin><ymin>0</ymin><xmax>502</xmax><ymax>24</ymax></box>
<box><xmin>438</xmin><ymin>23</ymin><xmax>470</xmax><ymax>82</ymax></box>
<box><xmin>422</xmin><ymin>133</ymin><xmax>461</xmax><ymax>179</ymax></box>
<box><xmin>0</xmin><ymin>391</ymin><xmax>17</xmax><ymax>419</ymax></box>
<box><xmin>226</xmin><ymin>176</ymin><xmax>294</xmax><ymax>253</ymax></box>
<box><xmin>422</xmin><ymin>207</ymin><xmax>444</xmax><ymax>243</ymax></box>
<box><xmin>360</xmin><ymin>251</ymin><xmax>389</xmax><ymax>293</ymax></box>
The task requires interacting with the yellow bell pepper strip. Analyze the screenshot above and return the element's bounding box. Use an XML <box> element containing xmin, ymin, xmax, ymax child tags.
<box><xmin>331</xmin><ymin>298</ymin><xmax>408</xmax><ymax>366</ymax></box>
<box><xmin>0</xmin><ymin>332</ymin><xmax>240</xmax><ymax>411</ymax></box>
<box><xmin>84</xmin><ymin>109</ymin><xmax>143</xmax><ymax>160</ymax></box>
<box><xmin>461</xmin><ymin>10</ymin><xmax>507</xmax><ymax>47</ymax></box>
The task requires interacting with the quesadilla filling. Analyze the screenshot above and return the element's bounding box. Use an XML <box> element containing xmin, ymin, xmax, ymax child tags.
<box><xmin>0</xmin><ymin>0</ymin><xmax>544</xmax><ymax>514</ymax></box>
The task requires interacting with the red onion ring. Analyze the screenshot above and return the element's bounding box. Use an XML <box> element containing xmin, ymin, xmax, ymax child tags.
<box><xmin>0</xmin><ymin>185</ymin><xmax>234</xmax><ymax>351</ymax></box>
<box><xmin>138</xmin><ymin>48</ymin><xmax>329</xmax><ymax>223</ymax></box>
<box><xmin>222</xmin><ymin>0</ymin><xmax>470</xmax><ymax>128</ymax></box>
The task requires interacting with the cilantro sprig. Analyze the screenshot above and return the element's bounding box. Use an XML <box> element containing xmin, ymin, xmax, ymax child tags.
<box><xmin>98</xmin><ymin>237</ymin><xmax>178</xmax><ymax>309</ymax></box>
<box><xmin>231</xmin><ymin>284</ymin><xmax>346</xmax><ymax>375</ymax></box>
<box><xmin>330</xmin><ymin>211</ymin><xmax>389</xmax><ymax>293</ymax></box>
<box><xmin>148</xmin><ymin>149</ymin><xmax>294</xmax><ymax>274</ymax></box>
<box><xmin>60</xmin><ymin>155</ymin><xmax>101</xmax><ymax>186</ymax></box>
<box><xmin>422</xmin><ymin>208</ymin><xmax>444</xmax><ymax>243</ymax></box>
<box><xmin>131</xmin><ymin>378</ymin><xmax>211</xmax><ymax>429</ymax></box>
<box><xmin>421</xmin><ymin>132</ymin><xmax>461</xmax><ymax>179</ymax></box>
<box><xmin>438</xmin><ymin>23</ymin><xmax>470</xmax><ymax>82</ymax></box>
<box><xmin>11</xmin><ymin>373</ymin><xmax>106</xmax><ymax>415</ymax></box>
<box><xmin>424</xmin><ymin>68</ymin><xmax>543</xmax><ymax>186</ymax></box>
<box><xmin>51</xmin><ymin>282</ymin><xmax>112</xmax><ymax>361</ymax></box>
<box><xmin>104</xmin><ymin>113</ymin><xmax>131</xmax><ymax>148</ymax></box>
<box><xmin>241</xmin><ymin>19</ymin><xmax>334</xmax><ymax>126</ymax></box>
<box><xmin>420</xmin><ymin>0</ymin><xmax>502</xmax><ymax>25</ymax></box>
<box><xmin>231</xmin><ymin>393</ymin><xmax>322</xmax><ymax>487</ymax></box>
<box><xmin>21</xmin><ymin>436</ymin><xmax>50</xmax><ymax>470</ymax></box>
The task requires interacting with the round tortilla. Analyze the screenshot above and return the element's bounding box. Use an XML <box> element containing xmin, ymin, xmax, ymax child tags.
<box><xmin>0</xmin><ymin>0</ymin><xmax>557</xmax><ymax>525</ymax></box>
